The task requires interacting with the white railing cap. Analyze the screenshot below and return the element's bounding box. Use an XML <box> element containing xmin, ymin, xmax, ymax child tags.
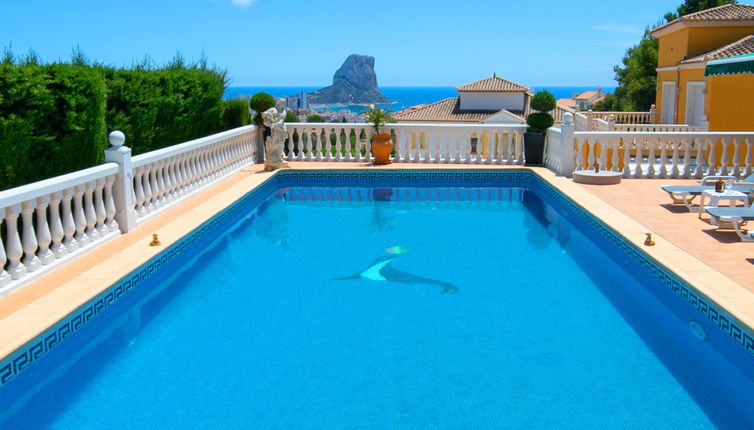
<box><xmin>0</xmin><ymin>163</ymin><xmax>119</xmax><ymax>208</ymax></box>
<box><xmin>287</xmin><ymin>122</ymin><xmax>527</xmax><ymax>129</ymax></box>
<box><xmin>132</xmin><ymin>124</ymin><xmax>257</xmax><ymax>168</ymax></box>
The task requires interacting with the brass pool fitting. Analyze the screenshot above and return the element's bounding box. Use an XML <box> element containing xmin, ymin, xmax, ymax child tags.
<box><xmin>149</xmin><ymin>233</ymin><xmax>161</xmax><ymax>247</ymax></box>
<box><xmin>644</xmin><ymin>233</ymin><xmax>655</xmax><ymax>246</ymax></box>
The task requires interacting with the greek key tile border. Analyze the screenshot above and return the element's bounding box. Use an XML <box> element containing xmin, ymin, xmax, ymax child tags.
<box><xmin>2</xmin><ymin>169</ymin><xmax>752</xmax><ymax>389</ymax></box>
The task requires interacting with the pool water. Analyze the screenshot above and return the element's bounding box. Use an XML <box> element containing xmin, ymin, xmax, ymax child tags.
<box><xmin>2</xmin><ymin>182</ymin><xmax>754</xmax><ymax>429</ymax></box>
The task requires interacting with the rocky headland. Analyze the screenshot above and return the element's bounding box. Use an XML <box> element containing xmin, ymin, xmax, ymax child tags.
<box><xmin>291</xmin><ymin>54</ymin><xmax>392</xmax><ymax>106</ymax></box>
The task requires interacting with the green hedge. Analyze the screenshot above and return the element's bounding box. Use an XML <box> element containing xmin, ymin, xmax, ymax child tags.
<box><xmin>0</xmin><ymin>64</ymin><xmax>107</xmax><ymax>189</ymax></box>
<box><xmin>0</xmin><ymin>60</ymin><xmax>247</xmax><ymax>190</ymax></box>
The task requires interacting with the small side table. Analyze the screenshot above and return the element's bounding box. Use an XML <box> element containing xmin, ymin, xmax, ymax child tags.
<box><xmin>699</xmin><ymin>190</ymin><xmax>749</xmax><ymax>222</ymax></box>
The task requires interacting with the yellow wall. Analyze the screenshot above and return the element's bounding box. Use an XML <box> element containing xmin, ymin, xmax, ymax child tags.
<box><xmin>655</xmin><ymin>24</ymin><xmax>754</xmax><ymax>126</ymax></box>
<box><xmin>657</xmin><ymin>26</ymin><xmax>754</xmax><ymax>67</ymax></box>
<box><xmin>687</xmin><ymin>26</ymin><xmax>754</xmax><ymax>59</ymax></box>
<box><xmin>708</xmin><ymin>74</ymin><xmax>754</xmax><ymax>131</ymax></box>
<box><xmin>657</xmin><ymin>28</ymin><xmax>689</xmax><ymax>67</ymax></box>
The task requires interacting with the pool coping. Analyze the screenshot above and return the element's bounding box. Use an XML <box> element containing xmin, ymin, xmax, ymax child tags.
<box><xmin>1</xmin><ymin>163</ymin><xmax>753</xmax><ymax>384</ymax></box>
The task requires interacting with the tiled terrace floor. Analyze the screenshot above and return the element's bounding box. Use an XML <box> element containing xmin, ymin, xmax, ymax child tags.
<box><xmin>577</xmin><ymin>178</ymin><xmax>754</xmax><ymax>293</ymax></box>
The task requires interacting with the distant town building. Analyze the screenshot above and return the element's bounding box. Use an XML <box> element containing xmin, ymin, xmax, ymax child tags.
<box><xmin>557</xmin><ymin>89</ymin><xmax>604</xmax><ymax>111</ymax></box>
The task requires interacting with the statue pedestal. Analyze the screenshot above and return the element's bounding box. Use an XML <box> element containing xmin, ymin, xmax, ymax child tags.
<box><xmin>264</xmin><ymin>162</ymin><xmax>290</xmax><ymax>172</ymax></box>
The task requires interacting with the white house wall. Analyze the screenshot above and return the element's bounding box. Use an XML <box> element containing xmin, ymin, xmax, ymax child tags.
<box><xmin>459</xmin><ymin>92</ymin><xmax>525</xmax><ymax>110</ymax></box>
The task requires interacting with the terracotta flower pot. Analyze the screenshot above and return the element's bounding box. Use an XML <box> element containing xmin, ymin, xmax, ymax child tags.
<box><xmin>371</xmin><ymin>133</ymin><xmax>393</xmax><ymax>165</ymax></box>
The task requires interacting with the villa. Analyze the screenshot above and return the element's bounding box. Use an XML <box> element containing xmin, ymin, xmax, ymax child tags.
<box><xmin>395</xmin><ymin>74</ymin><xmax>570</xmax><ymax>124</ymax></box>
<box><xmin>651</xmin><ymin>3</ymin><xmax>754</xmax><ymax>130</ymax></box>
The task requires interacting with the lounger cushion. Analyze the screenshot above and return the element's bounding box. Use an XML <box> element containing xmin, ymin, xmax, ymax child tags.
<box><xmin>704</xmin><ymin>207</ymin><xmax>754</xmax><ymax>220</ymax></box>
<box><xmin>661</xmin><ymin>185</ymin><xmax>714</xmax><ymax>195</ymax></box>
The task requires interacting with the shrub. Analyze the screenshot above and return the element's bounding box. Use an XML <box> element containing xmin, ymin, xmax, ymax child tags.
<box><xmin>221</xmin><ymin>99</ymin><xmax>250</xmax><ymax>129</ymax></box>
<box><xmin>526</xmin><ymin>90</ymin><xmax>556</xmax><ymax>133</ymax></box>
<box><xmin>0</xmin><ymin>63</ymin><xmax>107</xmax><ymax>189</ymax></box>
<box><xmin>284</xmin><ymin>111</ymin><xmax>299</xmax><ymax>122</ymax></box>
<box><xmin>0</xmin><ymin>54</ymin><xmax>230</xmax><ymax>190</ymax></box>
<box><xmin>530</xmin><ymin>91</ymin><xmax>556</xmax><ymax>112</ymax></box>
<box><xmin>249</xmin><ymin>92</ymin><xmax>275</xmax><ymax>125</ymax></box>
<box><xmin>306</xmin><ymin>114</ymin><xmax>325</xmax><ymax>123</ymax></box>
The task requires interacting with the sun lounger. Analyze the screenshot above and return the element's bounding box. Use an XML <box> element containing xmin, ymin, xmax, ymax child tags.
<box><xmin>662</xmin><ymin>173</ymin><xmax>754</xmax><ymax>212</ymax></box>
<box><xmin>704</xmin><ymin>205</ymin><xmax>754</xmax><ymax>242</ymax></box>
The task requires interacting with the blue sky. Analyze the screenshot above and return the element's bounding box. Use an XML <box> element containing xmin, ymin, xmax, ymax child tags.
<box><xmin>1</xmin><ymin>0</ymin><xmax>703</xmax><ymax>87</ymax></box>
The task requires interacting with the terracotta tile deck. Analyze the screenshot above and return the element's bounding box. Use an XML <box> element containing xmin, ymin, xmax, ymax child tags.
<box><xmin>576</xmin><ymin>178</ymin><xmax>754</xmax><ymax>293</ymax></box>
<box><xmin>1</xmin><ymin>162</ymin><xmax>753</xmax><ymax>363</ymax></box>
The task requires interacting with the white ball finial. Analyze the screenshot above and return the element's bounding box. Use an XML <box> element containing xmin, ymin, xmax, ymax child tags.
<box><xmin>109</xmin><ymin>130</ymin><xmax>126</xmax><ymax>147</ymax></box>
<box><xmin>563</xmin><ymin>112</ymin><xmax>573</xmax><ymax>125</ymax></box>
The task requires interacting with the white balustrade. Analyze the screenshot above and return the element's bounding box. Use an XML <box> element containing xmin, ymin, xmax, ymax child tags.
<box><xmin>283</xmin><ymin>123</ymin><xmax>527</xmax><ymax>165</ymax></box>
<box><xmin>0</xmin><ymin>163</ymin><xmax>119</xmax><ymax>295</ymax></box>
<box><xmin>130</xmin><ymin>125</ymin><xmax>259</xmax><ymax>221</ymax></box>
<box><xmin>569</xmin><ymin>132</ymin><xmax>754</xmax><ymax>178</ymax></box>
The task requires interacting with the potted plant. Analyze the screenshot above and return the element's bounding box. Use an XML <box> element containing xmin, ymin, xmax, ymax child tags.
<box><xmin>364</xmin><ymin>104</ymin><xmax>394</xmax><ymax>165</ymax></box>
<box><xmin>524</xmin><ymin>91</ymin><xmax>556</xmax><ymax>166</ymax></box>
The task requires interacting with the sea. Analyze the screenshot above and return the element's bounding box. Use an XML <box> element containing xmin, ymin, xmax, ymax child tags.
<box><xmin>223</xmin><ymin>86</ymin><xmax>616</xmax><ymax>113</ymax></box>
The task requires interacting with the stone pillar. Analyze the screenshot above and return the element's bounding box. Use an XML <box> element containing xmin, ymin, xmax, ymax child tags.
<box><xmin>587</xmin><ymin>110</ymin><xmax>594</xmax><ymax>131</ymax></box>
<box><xmin>104</xmin><ymin>131</ymin><xmax>138</xmax><ymax>233</ymax></box>
<box><xmin>560</xmin><ymin>113</ymin><xmax>575</xmax><ymax>177</ymax></box>
<box><xmin>650</xmin><ymin>104</ymin><xmax>657</xmax><ymax>124</ymax></box>
<box><xmin>608</xmin><ymin>114</ymin><xmax>616</xmax><ymax>131</ymax></box>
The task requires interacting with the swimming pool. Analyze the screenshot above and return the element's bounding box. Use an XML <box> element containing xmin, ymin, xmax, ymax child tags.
<box><xmin>1</xmin><ymin>170</ymin><xmax>753</xmax><ymax>429</ymax></box>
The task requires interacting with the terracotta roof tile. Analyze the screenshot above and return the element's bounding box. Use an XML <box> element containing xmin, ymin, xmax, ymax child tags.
<box><xmin>680</xmin><ymin>4</ymin><xmax>754</xmax><ymax>22</ymax></box>
<box><xmin>394</xmin><ymin>98</ymin><xmax>498</xmax><ymax>122</ymax></box>
<box><xmin>575</xmin><ymin>91</ymin><xmax>600</xmax><ymax>100</ymax></box>
<box><xmin>682</xmin><ymin>34</ymin><xmax>754</xmax><ymax>63</ymax></box>
<box><xmin>456</xmin><ymin>76</ymin><xmax>529</xmax><ymax>93</ymax></box>
<box><xmin>394</xmin><ymin>97</ymin><xmax>572</xmax><ymax>124</ymax></box>
<box><xmin>652</xmin><ymin>4</ymin><xmax>754</xmax><ymax>35</ymax></box>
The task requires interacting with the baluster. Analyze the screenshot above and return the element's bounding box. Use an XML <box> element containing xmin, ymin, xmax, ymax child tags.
<box><xmin>586</xmin><ymin>139</ymin><xmax>595</xmax><ymax>170</ymax></box>
<box><xmin>622</xmin><ymin>138</ymin><xmax>631</xmax><ymax>177</ymax></box>
<box><xmin>134</xmin><ymin>168</ymin><xmax>146</xmax><ymax>215</ymax></box>
<box><xmin>325</xmin><ymin>128</ymin><xmax>333</xmax><ymax>161</ymax></box>
<box><xmin>483</xmin><ymin>131</ymin><xmax>492</xmax><ymax>164</ymax></box>
<box><xmin>745</xmin><ymin>138</ymin><xmax>753</xmax><ymax>177</ymax></box>
<box><xmin>610</xmin><ymin>138</ymin><xmax>619</xmax><ymax>172</ymax></box>
<box><xmin>0</xmin><ymin>209</ymin><xmax>10</xmax><ymax>288</ymax></box>
<box><xmin>20</xmin><ymin>201</ymin><xmax>41</xmax><ymax>272</ymax></box>
<box><xmin>706</xmin><ymin>139</ymin><xmax>717</xmax><ymax>176</ymax></box>
<box><xmin>305</xmin><ymin>129</ymin><xmax>313</xmax><ymax>161</ymax></box>
<box><xmin>49</xmin><ymin>191</ymin><xmax>66</xmax><ymax>258</ymax></box>
<box><xmin>719</xmin><ymin>138</ymin><xmax>730</xmax><ymax>176</ymax></box>
<box><xmin>35</xmin><ymin>196</ymin><xmax>54</xmax><ymax>265</ymax></box>
<box><xmin>681</xmin><ymin>137</ymin><xmax>691</xmax><ymax>178</ymax></box>
<box><xmin>365</xmin><ymin>128</ymin><xmax>373</xmax><ymax>163</ymax></box>
<box><xmin>94</xmin><ymin>179</ymin><xmax>108</xmax><ymax>236</ymax></box>
<box><xmin>4</xmin><ymin>205</ymin><xmax>26</xmax><ymax>279</ymax></box>
<box><xmin>104</xmin><ymin>175</ymin><xmax>118</xmax><ymax>232</ymax></box>
<box><xmin>164</xmin><ymin>159</ymin><xmax>177</xmax><ymax>202</ymax></box>
<box><xmin>731</xmin><ymin>138</ymin><xmax>741</xmax><ymax>177</ymax></box>
<box><xmin>444</xmin><ymin>129</ymin><xmax>453</xmax><ymax>163</ymax></box>
<box><xmin>61</xmin><ymin>188</ymin><xmax>78</xmax><ymax>252</ymax></box>
<box><xmin>598</xmin><ymin>138</ymin><xmax>607</xmax><ymax>171</ymax></box>
<box><xmin>658</xmin><ymin>138</ymin><xmax>668</xmax><ymax>178</ymax></box>
<box><xmin>646</xmin><ymin>138</ymin><xmax>657</xmax><ymax>178</ymax></box>
<box><xmin>73</xmin><ymin>184</ymin><xmax>88</xmax><ymax>246</ymax></box>
<box><xmin>317</xmin><ymin>128</ymin><xmax>325</xmax><ymax>161</ymax></box>
<box><xmin>155</xmin><ymin>162</ymin><xmax>167</xmax><ymax>205</ymax></box>
<box><xmin>83</xmin><ymin>181</ymin><xmax>98</xmax><ymax>241</ymax></box>
<box><xmin>575</xmin><ymin>139</ymin><xmax>585</xmax><ymax>172</ymax></box>
<box><xmin>693</xmin><ymin>138</ymin><xmax>704</xmax><ymax>179</ymax></box>
<box><xmin>335</xmin><ymin>128</ymin><xmax>342</xmax><ymax>161</ymax></box>
<box><xmin>142</xmin><ymin>166</ymin><xmax>155</xmax><ymax>213</ymax></box>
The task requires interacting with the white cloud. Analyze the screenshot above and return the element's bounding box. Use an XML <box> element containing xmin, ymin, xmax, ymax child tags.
<box><xmin>230</xmin><ymin>0</ymin><xmax>257</xmax><ymax>7</ymax></box>
<box><xmin>594</xmin><ymin>24</ymin><xmax>640</xmax><ymax>34</ymax></box>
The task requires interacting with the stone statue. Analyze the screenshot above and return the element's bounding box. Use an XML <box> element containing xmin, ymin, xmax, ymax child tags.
<box><xmin>263</xmin><ymin>99</ymin><xmax>290</xmax><ymax>171</ymax></box>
